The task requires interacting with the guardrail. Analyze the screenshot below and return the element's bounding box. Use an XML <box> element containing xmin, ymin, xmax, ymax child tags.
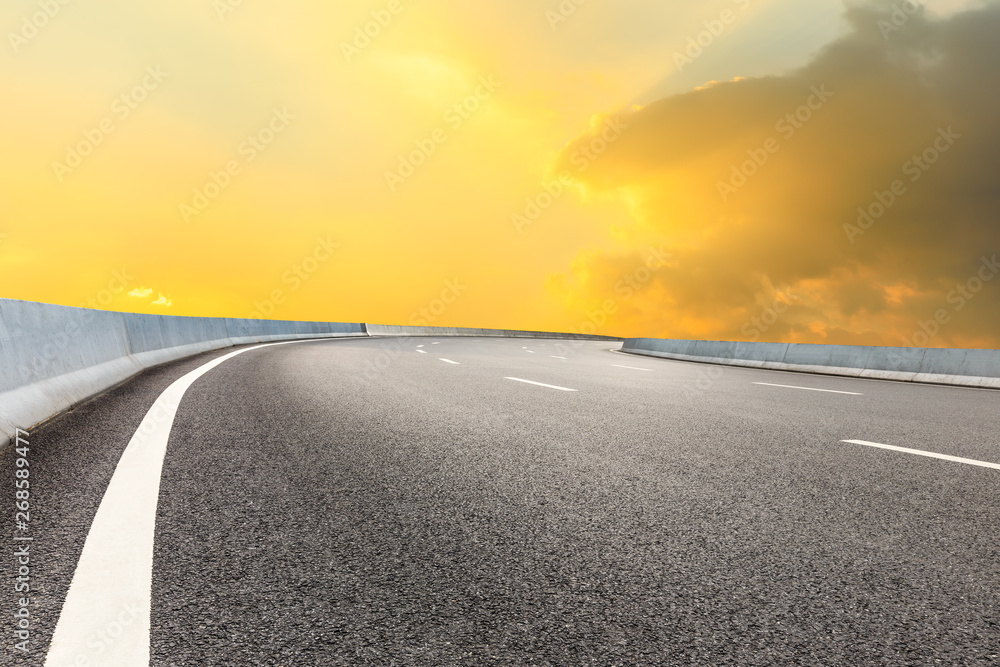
<box><xmin>621</xmin><ymin>338</ymin><xmax>1000</xmax><ymax>389</ymax></box>
<box><xmin>0</xmin><ymin>298</ymin><xmax>366</xmax><ymax>447</ymax></box>
<box><xmin>0</xmin><ymin>300</ymin><xmax>620</xmax><ymax>448</ymax></box>
<box><xmin>365</xmin><ymin>323</ymin><xmax>619</xmax><ymax>340</ymax></box>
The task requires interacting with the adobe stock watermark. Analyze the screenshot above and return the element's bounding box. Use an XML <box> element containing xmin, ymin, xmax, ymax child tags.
<box><xmin>52</xmin><ymin>66</ymin><xmax>169</xmax><ymax>183</ymax></box>
<box><xmin>248</xmin><ymin>236</ymin><xmax>340</xmax><ymax>319</ymax></box>
<box><xmin>844</xmin><ymin>126</ymin><xmax>960</xmax><ymax>244</ymax></box>
<box><xmin>78</xmin><ymin>269</ymin><xmax>134</xmax><ymax>310</ymax></box>
<box><xmin>550</xmin><ymin>247</ymin><xmax>671</xmax><ymax>359</ymax></box>
<box><xmin>214</xmin><ymin>0</ymin><xmax>247</xmax><ymax>22</ymax></box>
<box><xmin>8</xmin><ymin>0</ymin><xmax>71</xmax><ymax>54</ymax></box>
<box><xmin>904</xmin><ymin>255</ymin><xmax>997</xmax><ymax>347</ymax></box>
<box><xmin>673</xmin><ymin>0</ymin><xmax>753</xmax><ymax>72</ymax></box>
<box><xmin>683</xmin><ymin>364</ymin><xmax>725</xmax><ymax>401</ymax></box>
<box><xmin>180</xmin><ymin>107</ymin><xmax>295</xmax><ymax>223</ymax></box>
<box><xmin>878</xmin><ymin>0</ymin><xmax>927</xmax><ymax>40</ymax></box>
<box><xmin>512</xmin><ymin>115</ymin><xmax>628</xmax><ymax>233</ymax></box>
<box><xmin>718</xmin><ymin>84</ymin><xmax>833</xmax><ymax>202</ymax></box>
<box><xmin>566</xmin><ymin>116</ymin><xmax>629</xmax><ymax>173</ymax></box>
<box><xmin>362</xmin><ymin>337</ymin><xmax>407</xmax><ymax>381</ymax></box>
<box><xmin>572</xmin><ymin>246</ymin><xmax>671</xmax><ymax>336</ymax></box>
<box><xmin>384</xmin><ymin>76</ymin><xmax>500</xmax><ymax>192</ymax></box>
<box><xmin>79</xmin><ymin>601</ymin><xmax>142</xmax><ymax>662</ymax></box>
<box><xmin>545</xmin><ymin>0</ymin><xmax>589</xmax><ymax>31</ymax></box>
<box><xmin>341</xmin><ymin>0</ymin><xmax>414</xmax><ymax>62</ymax></box>
<box><xmin>362</xmin><ymin>278</ymin><xmax>467</xmax><ymax>379</ymax></box>
<box><xmin>685</xmin><ymin>290</ymin><xmax>798</xmax><ymax>399</ymax></box>
<box><xmin>12</xmin><ymin>429</ymin><xmax>32</xmax><ymax>655</ymax></box>
<box><xmin>409</xmin><ymin>279</ymin><xmax>466</xmax><ymax>326</ymax></box>
<box><xmin>12</xmin><ymin>270</ymin><xmax>134</xmax><ymax>382</ymax></box>
<box><xmin>740</xmin><ymin>292</ymin><xmax>799</xmax><ymax>342</ymax></box>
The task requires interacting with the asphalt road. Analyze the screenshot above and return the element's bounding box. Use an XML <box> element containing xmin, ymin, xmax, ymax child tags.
<box><xmin>3</xmin><ymin>336</ymin><xmax>999</xmax><ymax>666</ymax></box>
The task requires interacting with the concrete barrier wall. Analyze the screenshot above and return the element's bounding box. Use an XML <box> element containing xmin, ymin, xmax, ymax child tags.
<box><xmin>366</xmin><ymin>324</ymin><xmax>619</xmax><ymax>341</ymax></box>
<box><xmin>0</xmin><ymin>298</ymin><xmax>365</xmax><ymax>446</ymax></box>
<box><xmin>622</xmin><ymin>337</ymin><xmax>1000</xmax><ymax>389</ymax></box>
<box><xmin>0</xmin><ymin>301</ymin><xmax>620</xmax><ymax>447</ymax></box>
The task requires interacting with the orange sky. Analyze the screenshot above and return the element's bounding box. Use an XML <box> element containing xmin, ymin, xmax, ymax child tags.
<box><xmin>1</xmin><ymin>0</ymin><xmax>996</xmax><ymax>347</ymax></box>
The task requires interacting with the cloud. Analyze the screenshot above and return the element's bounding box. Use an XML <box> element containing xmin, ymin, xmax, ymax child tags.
<box><xmin>550</xmin><ymin>0</ymin><xmax>1000</xmax><ymax>348</ymax></box>
<box><xmin>130</xmin><ymin>286</ymin><xmax>173</xmax><ymax>307</ymax></box>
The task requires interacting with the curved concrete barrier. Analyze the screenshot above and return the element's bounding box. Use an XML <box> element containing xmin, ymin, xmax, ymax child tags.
<box><xmin>0</xmin><ymin>301</ymin><xmax>620</xmax><ymax>448</ymax></box>
<box><xmin>0</xmin><ymin>298</ymin><xmax>365</xmax><ymax>447</ymax></box>
<box><xmin>366</xmin><ymin>323</ymin><xmax>619</xmax><ymax>341</ymax></box>
<box><xmin>621</xmin><ymin>337</ymin><xmax>1000</xmax><ymax>389</ymax></box>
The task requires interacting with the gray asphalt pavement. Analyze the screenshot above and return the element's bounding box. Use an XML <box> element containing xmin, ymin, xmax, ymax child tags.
<box><xmin>3</xmin><ymin>336</ymin><xmax>999</xmax><ymax>665</ymax></box>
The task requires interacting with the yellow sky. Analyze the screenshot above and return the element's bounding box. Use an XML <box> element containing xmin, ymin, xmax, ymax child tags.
<box><xmin>1</xmin><ymin>0</ymin><xmax>996</xmax><ymax>347</ymax></box>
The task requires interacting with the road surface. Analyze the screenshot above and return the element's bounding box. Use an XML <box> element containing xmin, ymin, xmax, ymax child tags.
<box><xmin>2</xmin><ymin>336</ymin><xmax>999</xmax><ymax>665</ymax></box>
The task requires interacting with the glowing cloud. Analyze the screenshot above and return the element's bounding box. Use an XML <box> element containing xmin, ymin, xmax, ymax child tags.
<box><xmin>551</xmin><ymin>1</ymin><xmax>1000</xmax><ymax>348</ymax></box>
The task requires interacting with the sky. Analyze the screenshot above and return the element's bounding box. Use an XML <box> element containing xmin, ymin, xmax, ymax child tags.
<box><xmin>1</xmin><ymin>0</ymin><xmax>996</xmax><ymax>347</ymax></box>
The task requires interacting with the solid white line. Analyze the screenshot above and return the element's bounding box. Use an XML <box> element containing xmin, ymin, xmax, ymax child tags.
<box><xmin>612</xmin><ymin>364</ymin><xmax>651</xmax><ymax>372</ymax></box>
<box><xmin>841</xmin><ymin>440</ymin><xmax>1000</xmax><ymax>470</ymax></box>
<box><xmin>504</xmin><ymin>377</ymin><xmax>577</xmax><ymax>392</ymax></box>
<box><xmin>439</xmin><ymin>358</ymin><xmax>460</xmax><ymax>365</ymax></box>
<box><xmin>550</xmin><ymin>355</ymin><xmax>567</xmax><ymax>360</ymax></box>
<box><xmin>416</xmin><ymin>349</ymin><xmax>427</xmax><ymax>354</ymax></box>
<box><xmin>44</xmin><ymin>341</ymin><xmax>300</xmax><ymax>666</ymax></box>
<box><xmin>753</xmin><ymin>382</ymin><xmax>862</xmax><ymax>395</ymax></box>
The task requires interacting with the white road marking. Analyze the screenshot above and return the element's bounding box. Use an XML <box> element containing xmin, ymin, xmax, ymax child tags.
<box><xmin>612</xmin><ymin>364</ymin><xmax>651</xmax><ymax>372</ymax></box>
<box><xmin>753</xmin><ymin>382</ymin><xmax>862</xmax><ymax>395</ymax></box>
<box><xmin>417</xmin><ymin>344</ymin><xmax>424</xmax><ymax>348</ymax></box>
<box><xmin>504</xmin><ymin>377</ymin><xmax>577</xmax><ymax>392</ymax></box>
<box><xmin>439</xmin><ymin>358</ymin><xmax>460</xmax><ymax>365</ymax></box>
<box><xmin>44</xmin><ymin>341</ymin><xmax>302</xmax><ymax>666</ymax></box>
<box><xmin>841</xmin><ymin>440</ymin><xmax>1000</xmax><ymax>470</ymax></box>
<box><xmin>432</xmin><ymin>342</ymin><xmax>440</xmax><ymax>345</ymax></box>
<box><xmin>550</xmin><ymin>355</ymin><xmax>567</xmax><ymax>360</ymax></box>
<box><xmin>416</xmin><ymin>349</ymin><xmax>427</xmax><ymax>354</ymax></box>
<box><xmin>524</xmin><ymin>350</ymin><xmax>535</xmax><ymax>354</ymax></box>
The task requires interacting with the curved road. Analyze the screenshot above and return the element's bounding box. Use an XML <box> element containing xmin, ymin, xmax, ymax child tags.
<box><xmin>3</xmin><ymin>337</ymin><xmax>999</xmax><ymax>665</ymax></box>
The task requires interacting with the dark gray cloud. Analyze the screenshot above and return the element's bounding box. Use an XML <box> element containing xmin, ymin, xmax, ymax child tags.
<box><xmin>553</xmin><ymin>1</ymin><xmax>1000</xmax><ymax>347</ymax></box>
